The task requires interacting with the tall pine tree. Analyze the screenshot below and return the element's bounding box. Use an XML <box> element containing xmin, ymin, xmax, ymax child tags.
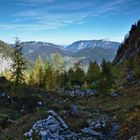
<box><xmin>11</xmin><ymin>38</ymin><xmax>26</xmax><ymax>89</ymax></box>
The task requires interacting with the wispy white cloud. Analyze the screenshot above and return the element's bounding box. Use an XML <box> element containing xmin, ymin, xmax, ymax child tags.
<box><xmin>0</xmin><ymin>11</ymin><xmax>88</xmax><ymax>32</ymax></box>
<box><xmin>29</xmin><ymin>0</ymin><xmax>54</xmax><ymax>2</ymax></box>
<box><xmin>24</xmin><ymin>0</ymin><xmax>54</xmax><ymax>4</ymax></box>
<box><xmin>97</xmin><ymin>0</ymin><xmax>128</xmax><ymax>14</ymax></box>
<box><xmin>0</xmin><ymin>0</ymin><xmax>131</xmax><ymax>32</ymax></box>
<box><xmin>16</xmin><ymin>0</ymin><xmax>54</xmax><ymax>7</ymax></box>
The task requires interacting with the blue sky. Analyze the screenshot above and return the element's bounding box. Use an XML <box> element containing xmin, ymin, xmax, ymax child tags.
<box><xmin>0</xmin><ymin>0</ymin><xmax>140</xmax><ymax>44</ymax></box>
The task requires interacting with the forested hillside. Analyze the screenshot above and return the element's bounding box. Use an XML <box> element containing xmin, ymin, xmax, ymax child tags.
<box><xmin>113</xmin><ymin>20</ymin><xmax>140</xmax><ymax>85</ymax></box>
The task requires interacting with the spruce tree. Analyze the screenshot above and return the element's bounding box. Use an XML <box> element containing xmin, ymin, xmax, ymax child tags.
<box><xmin>28</xmin><ymin>70</ymin><xmax>35</xmax><ymax>86</ymax></box>
<box><xmin>99</xmin><ymin>59</ymin><xmax>114</xmax><ymax>94</ymax></box>
<box><xmin>42</xmin><ymin>57</ymin><xmax>49</xmax><ymax>88</ymax></box>
<box><xmin>73</xmin><ymin>62</ymin><xmax>85</xmax><ymax>86</ymax></box>
<box><xmin>68</xmin><ymin>68</ymin><xmax>75</xmax><ymax>86</ymax></box>
<box><xmin>52</xmin><ymin>52</ymin><xmax>64</xmax><ymax>73</ymax></box>
<box><xmin>45</xmin><ymin>64</ymin><xmax>56</xmax><ymax>90</ymax></box>
<box><xmin>86</xmin><ymin>61</ymin><xmax>100</xmax><ymax>84</ymax></box>
<box><xmin>33</xmin><ymin>55</ymin><xmax>43</xmax><ymax>87</ymax></box>
<box><xmin>59</xmin><ymin>71</ymin><xmax>69</xmax><ymax>88</ymax></box>
<box><xmin>11</xmin><ymin>38</ymin><xmax>26</xmax><ymax>89</ymax></box>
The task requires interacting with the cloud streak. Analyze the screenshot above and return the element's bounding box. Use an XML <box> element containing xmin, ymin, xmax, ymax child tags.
<box><xmin>0</xmin><ymin>0</ymin><xmax>132</xmax><ymax>32</ymax></box>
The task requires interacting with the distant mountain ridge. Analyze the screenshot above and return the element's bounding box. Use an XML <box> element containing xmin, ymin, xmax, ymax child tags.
<box><xmin>19</xmin><ymin>41</ymin><xmax>69</xmax><ymax>62</ymax></box>
<box><xmin>0</xmin><ymin>39</ymin><xmax>120</xmax><ymax>72</ymax></box>
<box><xmin>66</xmin><ymin>39</ymin><xmax>120</xmax><ymax>52</ymax></box>
<box><xmin>17</xmin><ymin>40</ymin><xmax>120</xmax><ymax>64</ymax></box>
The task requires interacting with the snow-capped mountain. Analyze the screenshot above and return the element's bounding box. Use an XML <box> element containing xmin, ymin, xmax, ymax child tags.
<box><xmin>66</xmin><ymin>40</ymin><xmax>120</xmax><ymax>52</ymax></box>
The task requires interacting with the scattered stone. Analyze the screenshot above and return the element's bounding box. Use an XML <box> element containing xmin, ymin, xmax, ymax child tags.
<box><xmin>37</xmin><ymin>101</ymin><xmax>43</xmax><ymax>106</ymax></box>
<box><xmin>73</xmin><ymin>85</ymin><xmax>81</xmax><ymax>90</ymax></box>
<box><xmin>86</xmin><ymin>116</ymin><xmax>119</xmax><ymax>139</ymax></box>
<box><xmin>111</xmin><ymin>92</ymin><xmax>120</xmax><ymax>97</ymax></box>
<box><xmin>64</xmin><ymin>88</ymin><xmax>97</xmax><ymax>97</ymax></box>
<box><xmin>81</xmin><ymin>127</ymin><xmax>102</xmax><ymax>137</ymax></box>
<box><xmin>86</xmin><ymin>89</ymin><xmax>97</xmax><ymax>95</ymax></box>
<box><xmin>129</xmin><ymin>136</ymin><xmax>137</xmax><ymax>140</ymax></box>
<box><xmin>71</xmin><ymin>105</ymin><xmax>78</xmax><ymax>116</ymax></box>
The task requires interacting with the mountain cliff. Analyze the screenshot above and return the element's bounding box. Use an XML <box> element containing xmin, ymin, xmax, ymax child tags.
<box><xmin>0</xmin><ymin>41</ymin><xmax>13</xmax><ymax>72</ymax></box>
<box><xmin>113</xmin><ymin>20</ymin><xmax>140</xmax><ymax>65</ymax></box>
<box><xmin>113</xmin><ymin>20</ymin><xmax>140</xmax><ymax>86</ymax></box>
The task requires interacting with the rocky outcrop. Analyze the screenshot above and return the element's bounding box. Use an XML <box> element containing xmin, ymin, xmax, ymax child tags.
<box><xmin>24</xmin><ymin>110</ymin><xmax>77</xmax><ymax>140</ymax></box>
<box><xmin>24</xmin><ymin>110</ymin><xmax>119</xmax><ymax>140</ymax></box>
<box><xmin>83</xmin><ymin>117</ymin><xmax>119</xmax><ymax>140</ymax></box>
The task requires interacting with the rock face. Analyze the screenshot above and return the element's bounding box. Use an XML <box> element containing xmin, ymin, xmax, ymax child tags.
<box><xmin>0</xmin><ymin>40</ymin><xmax>13</xmax><ymax>72</ymax></box>
<box><xmin>0</xmin><ymin>53</ymin><xmax>12</xmax><ymax>72</ymax></box>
